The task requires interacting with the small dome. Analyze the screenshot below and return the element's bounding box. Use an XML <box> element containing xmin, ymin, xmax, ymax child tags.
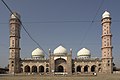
<box><xmin>102</xmin><ymin>11</ymin><xmax>110</xmax><ymax>19</ymax></box>
<box><xmin>54</xmin><ymin>45</ymin><xmax>67</xmax><ymax>55</ymax></box>
<box><xmin>77</xmin><ymin>48</ymin><xmax>91</xmax><ymax>56</ymax></box>
<box><xmin>11</xmin><ymin>12</ymin><xmax>20</xmax><ymax>19</ymax></box>
<box><xmin>32</xmin><ymin>48</ymin><xmax>44</xmax><ymax>57</ymax></box>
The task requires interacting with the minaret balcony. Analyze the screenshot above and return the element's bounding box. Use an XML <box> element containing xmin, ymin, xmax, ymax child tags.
<box><xmin>102</xmin><ymin>57</ymin><xmax>113</xmax><ymax>59</ymax></box>
<box><xmin>101</xmin><ymin>20</ymin><xmax>111</xmax><ymax>25</ymax></box>
<box><xmin>10</xmin><ymin>35</ymin><xmax>20</xmax><ymax>38</ymax></box>
<box><xmin>101</xmin><ymin>34</ymin><xmax>112</xmax><ymax>38</ymax></box>
<box><xmin>101</xmin><ymin>46</ymin><xmax>113</xmax><ymax>49</ymax></box>
<box><xmin>9</xmin><ymin>47</ymin><xmax>21</xmax><ymax>50</ymax></box>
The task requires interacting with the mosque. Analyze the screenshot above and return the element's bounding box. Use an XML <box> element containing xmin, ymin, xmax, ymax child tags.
<box><xmin>8</xmin><ymin>11</ymin><xmax>113</xmax><ymax>75</ymax></box>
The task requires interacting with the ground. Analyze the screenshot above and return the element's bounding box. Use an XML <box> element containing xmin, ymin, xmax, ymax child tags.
<box><xmin>0</xmin><ymin>74</ymin><xmax>120</xmax><ymax>80</ymax></box>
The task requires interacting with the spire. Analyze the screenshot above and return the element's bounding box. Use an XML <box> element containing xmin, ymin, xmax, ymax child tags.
<box><xmin>10</xmin><ymin>12</ymin><xmax>20</xmax><ymax>19</ymax></box>
<box><xmin>102</xmin><ymin>11</ymin><xmax>110</xmax><ymax>19</ymax></box>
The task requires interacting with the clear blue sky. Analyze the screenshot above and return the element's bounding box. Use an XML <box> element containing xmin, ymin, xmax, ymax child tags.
<box><xmin>0</xmin><ymin>0</ymin><xmax>120</xmax><ymax>68</ymax></box>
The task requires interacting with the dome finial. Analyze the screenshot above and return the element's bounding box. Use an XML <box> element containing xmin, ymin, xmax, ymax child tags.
<box><xmin>102</xmin><ymin>11</ymin><xmax>110</xmax><ymax>19</ymax></box>
<box><xmin>11</xmin><ymin>12</ymin><xmax>20</xmax><ymax>19</ymax></box>
<box><xmin>49</xmin><ymin>48</ymin><xmax>51</xmax><ymax>53</ymax></box>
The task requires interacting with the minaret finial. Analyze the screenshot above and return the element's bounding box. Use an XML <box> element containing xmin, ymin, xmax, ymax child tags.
<box><xmin>102</xmin><ymin>10</ymin><xmax>110</xmax><ymax>19</ymax></box>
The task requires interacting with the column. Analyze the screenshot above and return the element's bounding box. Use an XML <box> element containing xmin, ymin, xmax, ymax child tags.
<box><xmin>88</xmin><ymin>66</ymin><xmax>91</xmax><ymax>73</ymax></box>
<box><xmin>81</xmin><ymin>66</ymin><xmax>84</xmax><ymax>73</ymax></box>
<box><xmin>37</xmin><ymin>66</ymin><xmax>39</xmax><ymax>73</ymax></box>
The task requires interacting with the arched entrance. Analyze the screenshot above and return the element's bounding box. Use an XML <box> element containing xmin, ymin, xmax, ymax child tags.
<box><xmin>91</xmin><ymin>65</ymin><xmax>96</xmax><ymax>72</ymax></box>
<box><xmin>77</xmin><ymin>66</ymin><xmax>81</xmax><ymax>72</ymax></box>
<box><xmin>57</xmin><ymin>65</ymin><xmax>64</xmax><ymax>72</ymax></box>
<box><xmin>55</xmin><ymin>58</ymin><xmax>66</xmax><ymax>72</ymax></box>
<box><xmin>24</xmin><ymin>65</ymin><xmax>30</xmax><ymax>73</ymax></box>
<box><xmin>84</xmin><ymin>65</ymin><xmax>89</xmax><ymax>72</ymax></box>
<box><xmin>32</xmin><ymin>65</ymin><xmax>37</xmax><ymax>73</ymax></box>
<box><xmin>39</xmin><ymin>65</ymin><xmax>44</xmax><ymax>73</ymax></box>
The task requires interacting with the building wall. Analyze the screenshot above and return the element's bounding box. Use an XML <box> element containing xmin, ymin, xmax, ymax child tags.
<box><xmin>20</xmin><ymin>58</ymin><xmax>102</xmax><ymax>74</ymax></box>
<box><xmin>74</xmin><ymin>59</ymin><xmax>102</xmax><ymax>73</ymax></box>
<box><xmin>21</xmin><ymin>60</ymin><xmax>49</xmax><ymax>73</ymax></box>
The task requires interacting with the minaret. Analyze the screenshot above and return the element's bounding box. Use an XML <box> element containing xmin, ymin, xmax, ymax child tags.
<box><xmin>101</xmin><ymin>11</ymin><xmax>113</xmax><ymax>73</ymax></box>
<box><xmin>9</xmin><ymin>12</ymin><xmax>21</xmax><ymax>74</ymax></box>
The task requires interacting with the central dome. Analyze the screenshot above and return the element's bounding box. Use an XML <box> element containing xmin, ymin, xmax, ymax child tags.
<box><xmin>54</xmin><ymin>45</ymin><xmax>67</xmax><ymax>55</ymax></box>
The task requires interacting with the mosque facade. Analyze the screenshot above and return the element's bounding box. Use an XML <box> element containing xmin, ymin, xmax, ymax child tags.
<box><xmin>8</xmin><ymin>11</ymin><xmax>113</xmax><ymax>75</ymax></box>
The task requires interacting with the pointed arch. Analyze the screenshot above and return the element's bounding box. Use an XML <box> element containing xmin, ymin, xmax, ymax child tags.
<box><xmin>46</xmin><ymin>68</ymin><xmax>49</xmax><ymax>72</ymax></box>
<box><xmin>91</xmin><ymin>65</ymin><xmax>96</xmax><ymax>72</ymax></box>
<box><xmin>24</xmin><ymin>65</ymin><xmax>30</xmax><ymax>73</ymax></box>
<box><xmin>84</xmin><ymin>65</ymin><xmax>89</xmax><ymax>72</ymax></box>
<box><xmin>32</xmin><ymin>65</ymin><xmax>37</xmax><ymax>73</ymax></box>
<box><xmin>39</xmin><ymin>65</ymin><xmax>44</xmax><ymax>73</ymax></box>
<box><xmin>76</xmin><ymin>65</ymin><xmax>81</xmax><ymax>72</ymax></box>
<box><xmin>57</xmin><ymin>65</ymin><xmax>64</xmax><ymax>72</ymax></box>
<box><xmin>55</xmin><ymin>58</ymin><xmax>66</xmax><ymax>72</ymax></box>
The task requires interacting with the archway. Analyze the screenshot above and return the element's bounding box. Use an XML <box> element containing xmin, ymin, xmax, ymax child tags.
<box><xmin>55</xmin><ymin>58</ymin><xmax>66</xmax><ymax>72</ymax></box>
<box><xmin>91</xmin><ymin>65</ymin><xmax>96</xmax><ymax>72</ymax></box>
<box><xmin>57</xmin><ymin>65</ymin><xmax>64</xmax><ymax>72</ymax></box>
<box><xmin>84</xmin><ymin>65</ymin><xmax>89</xmax><ymax>72</ymax></box>
<box><xmin>39</xmin><ymin>65</ymin><xmax>44</xmax><ymax>73</ymax></box>
<box><xmin>77</xmin><ymin>66</ymin><xmax>81</xmax><ymax>72</ymax></box>
<box><xmin>24</xmin><ymin>65</ymin><xmax>30</xmax><ymax>73</ymax></box>
<box><xmin>32</xmin><ymin>65</ymin><xmax>37</xmax><ymax>73</ymax></box>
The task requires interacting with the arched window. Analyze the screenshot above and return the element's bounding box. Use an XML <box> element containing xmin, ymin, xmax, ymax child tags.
<box><xmin>46</xmin><ymin>68</ymin><xmax>49</xmax><ymax>72</ymax></box>
<box><xmin>98</xmin><ymin>68</ymin><xmax>101</xmax><ymax>72</ymax></box>
<box><xmin>11</xmin><ymin>61</ymin><xmax>14</xmax><ymax>63</ymax></box>
<box><xmin>46</xmin><ymin>64</ymin><xmax>49</xmax><ymax>67</ymax></box>
<box><xmin>12</xmin><ymin>64</ymin><xmax>14</xmax><ymax>67</ymax></box>
<box><xmin>98</xmin><ymin>64</ymin><xmax>101</xmax><ymax>66</ymax></box>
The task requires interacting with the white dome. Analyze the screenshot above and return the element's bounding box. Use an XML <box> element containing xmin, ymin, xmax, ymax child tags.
<box><xmin>102</xmin><ymin>11</ymin><xmax>110</xmax><ymax>19</ymax></box>
<box><xmin>32</xmin><ymin>48</ymin><xmax>44</xmax><ymax>57</ymax></box>
<box><xmin>77</xmin><ymin>48</ymin><xmax>91</xmax><ymax>56</ymax></box>
<box><xmin>11</xmin><ymin>12</ymin><xmax>20</xmax><ymax>19</ymax></box>
<box><xmin>54</xmin><ymin>45</ymin><xmax>67</xmax><ymax>55</ymax></box>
